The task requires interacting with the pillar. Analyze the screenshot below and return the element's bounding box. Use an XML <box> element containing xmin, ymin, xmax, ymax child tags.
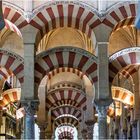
<box><xmin>131</xmin><ymin>121</ymin><xmax>137</xmax><ymax>139</ymax></box>
<box><xmin>114</xmin><ymin>116</ymin><xmax>120</xmax><ymax>139</ymax></box>
<box><xmin>85</xmin><ymin>120</ymin><xmax>95</xmax><ymax>139</ymax></box>
<box><xmin>23</xmin><ymin>42</ymin><xmax>35</xmax><ymax>99</ymax></box>
<box><xmin>95</xmin><ymin>42</ymin><xmax>112</xmax><ymax>139</ymax></box>
<box><xmin>81</xmin><ymin>129</ymin><xmax>87</xmax><ymax>140</ymax></box>
<box><xmin>85</xmin><ymin>96</ymin><xmax>95</xmax><ymax>139</ymax></box>
<box><xmin>22</xmin><ymin>101</ymin><xmax>38</xmax><ymax>139</ymax></box>
<box><xmin>96</xmin><ymin>106</ymin><xmax>108</xmax><ymax>139</ymax></box>
<box><xmin>130</xmin><ymin>108</ymin><xmax>137</xmax><ymax>139</ymax></box>
<box><xmin>38</xmin><ymin>123</ymin><xmax>47</xmax><ymax>139</ymax></box>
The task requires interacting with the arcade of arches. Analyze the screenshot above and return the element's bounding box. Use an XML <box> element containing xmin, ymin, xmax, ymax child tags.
<box><xmin>0</xmin><ymin>0</ymin><xmax>140</xmax><ymax>139</ymax></box>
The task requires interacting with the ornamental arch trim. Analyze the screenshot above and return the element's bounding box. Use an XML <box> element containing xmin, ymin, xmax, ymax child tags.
<box><xmin>0</xmin><ymin>49</ymin><xmax>24</xmax><ymax>84</ymax></box>
<box><xmin>31</xmin><ymin>1</ymin><xmax>100</xmax><ymax>47</ymax></box>
<box><xmin>109</xmin><ymin>47</ymin><xmax>140</xmax><ymax>84</ymax></box>
<box><xmin>35</xmin><ymin>46</ymin><xmax>97</xmax><ymax>98</ymax></box>
<box><xmin>46</xmin><ymin>88</ymin><xmax>86</xmax><ymax>111</ymax></box>
<box><xmin>103</xmin><ymin>1</ymin><xmax>136</xmax><ymax>32</ymax></box>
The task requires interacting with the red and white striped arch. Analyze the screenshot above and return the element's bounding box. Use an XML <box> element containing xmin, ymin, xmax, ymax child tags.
<box><xmin>35</xmin><ymin>46</ymin><xmax>97</xmax><ymax>97</ymax></box>
<box><xmin>48</xmin><ymin>67</ymin><xmax>84</xmax><ymax>80</ymax></box>
<box><xmin>46</xmin><ymin>88</ymin><xmax>86</xmax><ymax>111</ymax></box>
<box><xmin>48</xmin><ymin>82</ymin><xmax>83</xmax><ymax>92</ymax></box>
<box><xmin>3</xmin><ymin>4</ymin><xmax>28</xmax><ymax>29</ymax></box>
<box><xmin>103</xmin><ymin>2</ymin><xmax>136</xmax><ymax>32</ymax></box>
<box><xmin>55</xmin><ymin>115</ymin><xmax>79</xmax><ymax>128</ymax></box>
<box><xmin>0</xmin><ymin>67</ymin><xmax>12</xmax><ymax>81</ymax></box>
<box><xmin>108</xmin><ymin>106</ymin><xmax>115</xmax><ymax>117</ymax></box>
<box><xmin>112</xmin><ymin>86</ymin><xmax>134</xmax><ymax>106</ymax></box>
<box><xmin>58</xmin><ymin>132</ymin><xmax>73</xmax><ymax>139</ymax></box>
<box><xmin>4</xmin><ymin>19</ymin><xmax>22</xmax><ymax>37</ymax></box>
<box><xmin>109</xmin><ymin>47</ymin><xmax>140</xmax><ymax>84</ymax></box>
<box><xmin>31</xmin><ymin>1</ymin><xmax>100</xmax><ymax>46</ymax></box>
<box><xmin>51</xmin><ymin>106</ymin><xmax>81</xmax><ymax>121</ymax></box>
<box><xmin>57</xmin><ymin>126</ymin><xmax>74</xmax><ymax>139</ymax></box>
<box><xmin>0</xmin><ymin>49</ymin><xmax>24</xmax><ymax>84</ymax></box>
<box><xmin>0</xmin><ymin>88</ymin><xmax>21</xmax><ymax>107</ymax></box>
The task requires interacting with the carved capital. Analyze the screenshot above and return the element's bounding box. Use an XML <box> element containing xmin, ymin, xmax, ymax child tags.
<box><xmin>85</xmin><ymin>119</ymin><xmax>96</xmax><ymax>126</ymax></box>
<box><xmin>96</xmin><ymin>106</ymin><xmax>108</xmax><ymax>119</ymax></box>
<box><xmin>21</xmin><ymin>100</ymin><xmax>39</xmax><ymax>116</ymax></box>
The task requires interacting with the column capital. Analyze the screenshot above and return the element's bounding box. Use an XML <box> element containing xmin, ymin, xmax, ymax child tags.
<box><xmin>85</xmin><ymin>119</ymin><xmax>96</xmax><ymax>126</ymax></box>
<box><xmin>96</xmin><ymin>105</ymin><xmax>108</xmax><ymax>118</ymax></box>
<box><xmin>21</xmin><ymin>100</ymin><xmax>39</xmax><ymax>115</ymax></box>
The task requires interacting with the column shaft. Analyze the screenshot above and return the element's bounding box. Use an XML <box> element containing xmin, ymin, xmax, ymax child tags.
<box><xmin>40</xmin><ymin>127</ymin><xmax>46</xmax><ymax>139</ymax></box>
<box><xmin>132</xmin><ymin>121</ymin><xmax>137</xmax><ymax>139</ymax></box>
<box><xmin>97</xmin><ymin>106</ymin><xmax>108</xmax><ymax>139</ymax></box>
<box><xmin>24</xmin><ymin>114</ymin><xmax>35</xmax><ymax>139</ymax></box>
<box><xmin>22</xmin><ymin>101</ymin><xmax>38</xmax><ymax>139</ymax></box>
<box><xmin>81</xmin><ymin>129</ymin><xmax>87</xmax><ymax>140</ymax></box>
<box><xmin>23</xmin><ymin>43</ymin><xmax>35</xmax><ymax>99</ymax></box>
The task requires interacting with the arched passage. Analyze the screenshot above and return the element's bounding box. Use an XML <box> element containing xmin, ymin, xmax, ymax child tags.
<box><xmin>109</xmin><ymin>47</ymin><xmax>140</xmax><ymax>84</ymax></box>
<box><xmin>35</xmin><ymin>46</ymin><xmax>97</xmax><ymax>98</ymax></box>
<box><xmin>103</xmin><ymin>2</ymin><xmax>136</xmax><ymax>30</ymax></box>
<box><xmin>0</xmin><ymin>88</ymin><xmax>21</xmax><ymax>107</ymax></box>
<box><xmin>46</xmin><ymin>88</ymin><xmax>86</xmax><ymax>111</ymax></box>
<box><xmin>31</xmin><ymin>1</ymin><xmax>100</xmax><ymax>47</ymax></box>
<box><xmin>0</xmin><ymin>49</ymin><xmax>24</xmax><ymax>85</ymax></box>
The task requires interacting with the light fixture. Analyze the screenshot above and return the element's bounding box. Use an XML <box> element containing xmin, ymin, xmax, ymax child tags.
<box><xmin>95</xmin><ymin>113</ymin><xmax>98</xmax><ymax>117</ymax></box>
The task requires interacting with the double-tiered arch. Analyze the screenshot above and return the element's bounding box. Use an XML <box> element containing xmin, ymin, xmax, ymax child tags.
<box><xmin>35</xmin><ymin>46</ymin><xmax>98</xmax><ymax>98</ymax></box>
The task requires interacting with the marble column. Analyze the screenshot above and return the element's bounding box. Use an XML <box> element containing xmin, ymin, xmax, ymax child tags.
<box><xmin>81</xmin><ymin>129</ymin><xmax>87</xmax><ymax>140</ymax></box>
<box><xmin>23</xmin><ymin>43</ymin><xmax>35</xmax><ymax>99</ymax></box>
<box><xmin>85</xmin><ymin>120</ymin><xmax>95</xmax><ymax>139</ymax></box>
<box><xmin>22</xmin><ymin>101</ymin><xmax>38</xmax><ymax>139</ymax></box>
<box><xmin>131</xmin><ymin>121</ymin><xmax>137</xmax><ymax>139</ymax></box>
<box><xmin>137</xmin><ymin>120</ymin><xmax>140</xmax><ymax>139</ymax></box>
<box><xmin>114</xmin><ymin>116</ymin><xmax>120</xmax><ymax>139</ymax></box>
<box><xmin>97</xmin><ymin>106</ymin><xmax>108</xmax><ymax>139</ymax></box>
<box><xmin>130</xmin><ymin>109</ymin><xmax>137</xmax><ymax>139</ymax></box>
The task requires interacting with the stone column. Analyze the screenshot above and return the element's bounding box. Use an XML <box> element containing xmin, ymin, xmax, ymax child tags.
<box><xmin>96</xmin><ymin>106</ymin><xmax>108</xmax><ymax>139</ymax></box>
<box><xmin>114</xmin><ymin>116</ymin><xmax>120</xmax><ymax>139</ymax></box>
<box><xmin>23</xmin><ymin>43</ymin><xmax>35</xmax><ymax>99</ymax></box>
<box><xmin>85</xmin><ymin>120</ymin><xmax>95</xmax><ymax>139</ymax></box>
<box><xmin>130</xmin><ymin>109</ymin><xmax>137</xmax><ymax>139</ymax></box>
<box><xmin>81</xmin><ymin>129</ymin><xmax>87</xmax><ymax>140</ymax></box>
<box><xmin>38</xmin><ymin>123</ymin><xmax>47</xmax><ymax>139</ymax></box>
<box><xmin>131</xmin><ymin>121</ymin><xmax>137</xmax><ymax>139</ymax></box>
<box><xmin>22</xmin><ymin>101</ymin><xmax>38</xmax><ymax>139</ymax></box>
